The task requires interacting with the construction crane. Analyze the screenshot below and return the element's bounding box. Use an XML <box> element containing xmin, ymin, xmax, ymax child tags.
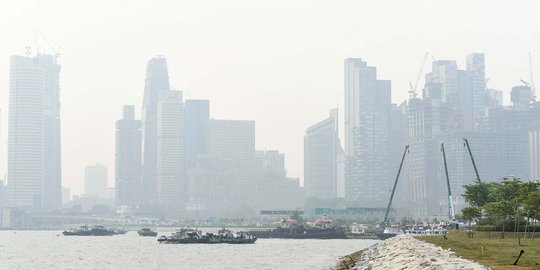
<box><xmin>408</xmin><ymin>52</ymin><xmax>429</xmax><ymax>99</ymax></box>
<box><xmin>463</xmin><ymin>138</ymin><xmax>481</xmax><ymax>183</ymax></box>
<box><xmin>440</xmin><ymin>143</ymin><xmax>456</xmax><ymax>222</ymax></box>
<box><xmin>530</xmin><ymin>52</ymin><xmax>536</xmax><ymax>101</ymax></box>
<box><xmin>383</xmin><ymin>145</ymin><xmax>409</xmax><ymax>225</ymax></box>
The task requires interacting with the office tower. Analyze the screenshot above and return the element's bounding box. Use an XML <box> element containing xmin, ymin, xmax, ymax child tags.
<box><xmin>141</xmin><ymin>56</ymin><xmax>170</xmax><ymax>204</ymax></box>
<box><xmin>260</xmin><ymin>150</ymin><xmax>286</xmax><ymax>178</ymax></box>
<box><xmin>304</xmin><ymin>109</ymin><xmax>339</xmax><ymax>199</ymax></box>
<box><xmin>85</xmin><ymin>164</ymin><xmax>108</xmax><ymax>198</ymax></box>
<box><xmin>466</xmin><ymin>53</ymin><xmax>486</xmax><ymax>125</ymax></box>
<box><xmin>205</xmin><ymin>119</ymin><xmax>255</xmax><ymax>200</ymax></box>
<box><xmin>7</xmin><ymin>54</ymin><xmax>62</xmax><ymax>210</ymax></box>
<box><xmin>511</xmin><ymin>85</ymin><xmax>533</xmax><ymax>110</ymax></box>
<box><xmin>156</xmin><ymin>91</ymin><xmax>185</xmax><ymax>209</ymax></box>
<box><xmin>115</xmin><ymin>105</ymin><xmax>142</xmax><ymax>207</ymax></box>
<box><xmin>184</xmin><ymin>99</ymin><xmax>209</xmax><ymax>168</ymax></box>
<box><xmin>344</xmin><ymin>58</ymin><xmax>392</xmax><ymax>206</ymax></box>
<box><xmin>486</xmin><ymin>89</ymin><xmax>503</xmax><ymax>108</ymax></box>
<box><xmin>61</xmin><ymin>186</ymin><xmax>71</xmax><ymax>205</ymax></box>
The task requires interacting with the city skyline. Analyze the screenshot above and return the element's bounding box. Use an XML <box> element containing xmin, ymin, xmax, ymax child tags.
<box><xmin>1</xmin><ymin>0</ymin><xmax>540</xmax><ymax>196</ymax></box>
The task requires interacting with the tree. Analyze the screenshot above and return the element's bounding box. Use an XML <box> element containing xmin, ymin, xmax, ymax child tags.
<box><xmin>463</xmin><ymin>182</ymin><xmax>491</xmax><ymax>207</ymax></box>
<box><xmin>461</xmin><ymin>207</ymin><xmax>482</xmax><ymax>222</ymax></box>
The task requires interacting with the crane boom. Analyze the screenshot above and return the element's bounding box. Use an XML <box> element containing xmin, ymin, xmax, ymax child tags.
<box><xmin>530</xmin><ymin>52</ymin><xmax>536</xmax><ymax>100</ymax></box>
<box><xmin>463</xmin><ymin>138</ymin><xmax>481</xmax><ymax>183</ymax></box>
<box><xmin>441</xmin><ymin>143</ymin><xmax>456</xmax><ymax>221</ymax></box>
<box><xmin>383</xmin><ymin>145</ymin><xmax>409</xmax><ymax>225</ymax></box>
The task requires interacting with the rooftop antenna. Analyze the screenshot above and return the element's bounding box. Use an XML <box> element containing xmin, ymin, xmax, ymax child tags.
<box><xmin>24</xmin><ymin>46</ymin><xmax>31</xmax><ymax>57</ymax></box>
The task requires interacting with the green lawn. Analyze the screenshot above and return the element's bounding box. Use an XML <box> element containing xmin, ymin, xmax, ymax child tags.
<box><xmin>418</xmin><ymin>231</ymin><xmax>540</xmax><ymax>270</ymax></box>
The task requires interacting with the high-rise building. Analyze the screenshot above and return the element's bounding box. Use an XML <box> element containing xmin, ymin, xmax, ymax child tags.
<box><xmin>7</xmin><ymin>54</ymin><xmax>62</xmax><ymax>210</ymax></box>
<box><xmin>205</xmin><ymin>119</ymin><xmax>255</xmax><ymax>200</ymax></box>
<box><xmin>466</xmin><ymin>53</ymin><xmax>486</xmax><ymax>125</ymax></box>
<box><xmin>344</xmin><ymin>58</ymin><xmax>392</xmax><ymax>206</ymax></box>
<box><xmin>61</xmin><ymin>186</ymin><xmax>71</xmax><ymax>205</ymax></box>
<box><xmin>184</xmin><ymin>99</ymin><xmax>210</xmax><ymax>169</ymax></box>
<box><xmin>85</xmin><ymin>164</ymin><xmax>108</xmax><ymax>198</ymax></box>
<box><xmin>141</xmin><ymin>56</ymin><xmax>170</xmax><ymax>205</ymax></box>
<box><xmin>115</xmin><ymin>105</ymin><xmax>142</xmax><ymax>207</ymax></box>
<box><xmin>156</xmin><ymin>91</ymin><xmax>185</xmax><ymax>209</ymax></box>
<box><xmin>304</xmin><ymin>109</ymin><xmax>339</xmax><ymax>199</ymax></box>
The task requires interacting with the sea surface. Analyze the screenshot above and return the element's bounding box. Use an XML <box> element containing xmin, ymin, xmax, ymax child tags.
<box><xmin>0</xmin><ymin>230</ymin><xmax>378</xmax><ymax>270</ymax></box>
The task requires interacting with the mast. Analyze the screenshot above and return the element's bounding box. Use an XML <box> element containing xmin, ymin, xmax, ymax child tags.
<box><xmin>463</xmin><ymin>137</ymin><xmax>481</xmax><ymax>183</ymax></box>
<box><xmin>383</xmin><ymin>145</ymin><xmax>409</xmax><ymax>225</ymax></box>
<box><xmin>441</xmin><ymin>143</ymin><xmax>456</xmax><ymax>221</ymax></box>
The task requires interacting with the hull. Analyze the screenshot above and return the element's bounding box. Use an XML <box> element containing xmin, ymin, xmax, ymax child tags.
<box><xmin>345</xmin><ymin>233</ymin><xmax>378</xmax><ymax>240</ymax></box>
<box><xmin>138</xmin><ymin>232</ymin><xmax>158</xmax><ymax>237</ymax></box>
<box><xmin>158</xmin><ymin>237</ymin><xmax>257</xmax><ymax>244</ymax></box>
<box><xmin>249</xmin><ymin>228</ymin><xmax>347</xmax><ymax>239</ymax></box>
<box><xmin>376</xmin><ymin>233</ymin><xmax>398</xmax><ymax>240</ymax></box>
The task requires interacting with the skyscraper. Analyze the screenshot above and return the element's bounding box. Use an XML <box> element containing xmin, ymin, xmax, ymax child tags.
<box><xmin>304</xmin><ymin>109</ymin><xmax>339</xmax><ymax>199</ymax></box>
<box><xmin>115</xmin><ymin>105</ymin><xmax>142</xmax><ymax>207</ymax></box>
<box><xmin>205</xmin><ymin>119</ymin><xmax>255</xmax><ymax>200</ymax></box>
<box><xmin>344</xmin><ymin>58</ymin><xmax>392</xmax><ymax>206</ymax></box>
<box><xmin>141</xmin><ymin>56</ymin><xmax>170</xmax><ymax>205</ymax></box>
<box><xmin>156</xmin><ymin>91</ymin><xmax>185</xmax><ymax>209</ymax></box>
<box><xmin>85</xmin><ymin>164</ymin><xmax>108</xmax><ymax>198</ymax></box>
<box><xmin>7</xmin><ymin>54</ymin><xmax>62</xmax><ymax>210</ymax></box>
<box><xmin>184</xmin><ymin>99</ymin><xmax>210</xmax><ymax>169</ymax></box>
<box><xmin>466</xmin><ymin>53</ymin><xmax>486</xmax><ymax>125</ymax></box>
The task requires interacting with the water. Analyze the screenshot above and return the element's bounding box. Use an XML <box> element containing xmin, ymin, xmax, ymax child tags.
<box><xmin>0</xmin><ymin>230</ymin><xmax>378</xmax><ymax>269</ymax></box>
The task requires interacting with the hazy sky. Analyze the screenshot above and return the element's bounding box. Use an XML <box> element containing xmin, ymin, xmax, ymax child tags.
<box><xmin>1</xmin><ymin>0</ymin><xmax>539</xmax><ymax>195</ymax></box>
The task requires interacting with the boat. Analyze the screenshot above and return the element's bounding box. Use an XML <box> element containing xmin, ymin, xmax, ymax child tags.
<box><xmin>376</xmin><ymin>225</ymin><xmax>405</xmax><ymax>240</ymax></box>
<box><xmin>138</xmin><ymin>228</ymin><xmax>158</xmax><ymax>237</ymax></box>
<box><xmin>157</xmin><ymin>228</ymin><xmax>256</xmax><ymax>244</ymax></box>
<box><xmin>112</xmin><ymin>228</ymin><xmax>128</xmax><ymax>235</ymax></box>
<box><xmin>62</xmin><ymin>225</ymin><xmax>116</xmax><ymax>236</ymax></box>
<box><xmin>248</xmin><ymin>219</ymin><xmax>347</xmax><ymax>239</ymax></box>
<box><xmin>345</xmin><ymin>223</ymin><xmax>378</xmax><ymax>239</ymax></box>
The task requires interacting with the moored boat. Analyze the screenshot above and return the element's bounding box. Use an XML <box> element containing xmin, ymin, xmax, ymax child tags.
<box><xmin>62</xmin><ymin>225</ymin><xmax>116</xmax><ymax>236</ymax></box>
<box><xmin>157</xmin><ymin>228</ymin><xmax>256</xmax><ymax>244</ymax></box>
<box><xmin>376</xmin><ymin>226</ymin><xmax>405</xmax><ymax>240</ymax></box>
<box><xmin>138</xmin><ymin>228</ymin><xmax>158</xmax><ymax>237</ymax></box>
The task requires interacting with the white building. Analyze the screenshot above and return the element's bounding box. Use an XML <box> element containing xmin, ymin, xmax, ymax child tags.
<box><xmin>156</xmin><ymin>91</ymin><xmax>185</xmax><ymax>209</ymax></box>
<box><xmin>84</xmin><ymin>164</ymin><xmax>108</xmax><ymax>198</ymax></box>
<box><xmin>7</xmin><ymin>54</ymin><xmax>62</xmax><ymax>209</ymax></box>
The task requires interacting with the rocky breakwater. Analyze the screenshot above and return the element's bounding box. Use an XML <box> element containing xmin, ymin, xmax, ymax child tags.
<box><xmin>335</xmin><ymin>235</ymin><xmax>490</xmax><ymax>270</ymax></box>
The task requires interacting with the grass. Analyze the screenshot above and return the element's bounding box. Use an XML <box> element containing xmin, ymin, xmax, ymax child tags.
<box><xmin>418</xmin><ymin>231</ymin><xmax>540</xmax><ymax>270</ymax></box>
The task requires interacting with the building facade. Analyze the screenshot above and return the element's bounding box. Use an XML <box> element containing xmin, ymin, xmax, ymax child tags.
<box><xmin>7</xmin><ymin>54</ymin><xmax>62</xmax><ymax>210</ymax></box>
<box><xmin>344</xmin><ymin>58</ymin><xmax>393</xmax><ymax>206</ymax></box>
<box><xmin>115</xmin><ymin>105</ymin><xmax>142</xmax><ymax>207</ymax></box>
<box><xmin>141</xmin><ymin>56</ymin><xmax>170</xmax><ymax>205</ymax></box>
<box><xmin>156</xmin><ymin>91</ymin><xmax>185</xmax><ymax>209</ymax></box>
<box><xmin>304</xmin><ymin>109</ymin><xmax>339</xmax><ymax>199</ymax></box>
<box><xmin>85</xmin><ymin>164</ymin><xmax>108</xmax><ymax>198</ymax></box>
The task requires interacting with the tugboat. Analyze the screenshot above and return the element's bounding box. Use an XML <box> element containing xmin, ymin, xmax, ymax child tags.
<box><xmin>138</xmin><ymin>228</ymin><xmax>158</xmax><ymax>237</ymax></box>
<box><xmin>157</xmin><ymin>228</ymin><xmax>256</xmax><ymax>244</ymax></box>
<box><xmin>62</xmin><ymin>225</ymin><xmax>116</xmax><ymax>236</ymax></box>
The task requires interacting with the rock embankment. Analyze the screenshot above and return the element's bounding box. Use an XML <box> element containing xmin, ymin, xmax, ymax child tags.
<box><xmin>335</xmin><ymin>235</ymin><xmax>490</xmax><ymax>270</ymax></box>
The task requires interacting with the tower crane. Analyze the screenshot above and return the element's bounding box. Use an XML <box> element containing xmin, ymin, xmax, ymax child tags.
<box><xmin>530</xmin><ymin>52</ymin><xmax>536</xmax><ymax>101</ymax></box>
<box><xmin>408</xmin><ymin>52</ymin><xmax>429</xmax><ymax>99</ymax></box>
